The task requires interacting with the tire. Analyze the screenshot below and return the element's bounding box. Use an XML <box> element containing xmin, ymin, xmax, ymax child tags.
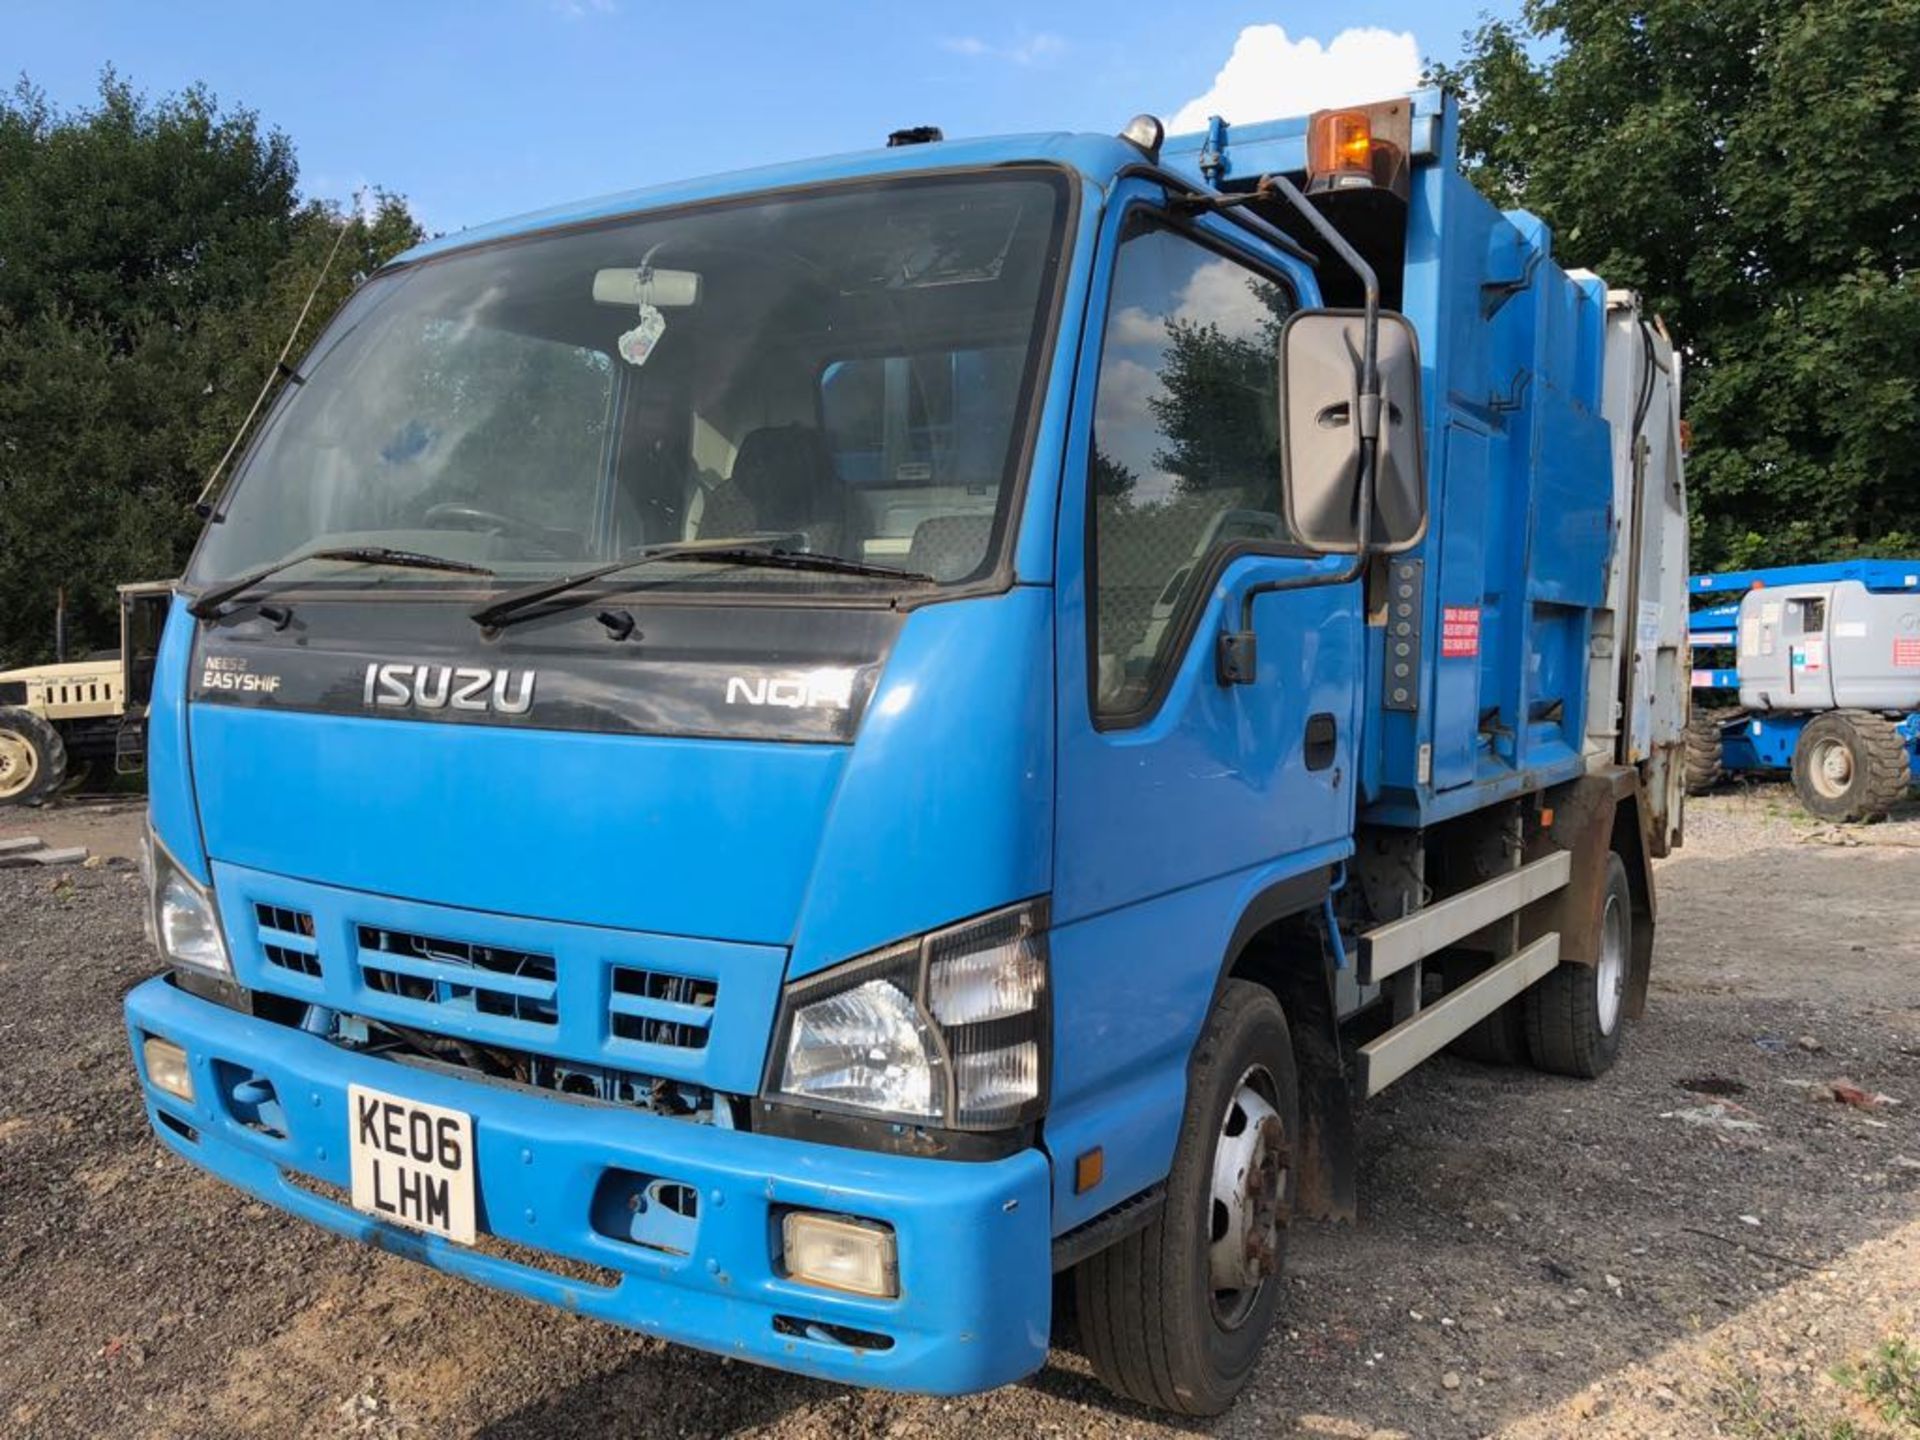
<box><xmin>1790</xmin><ymin>711</ymin><xmax>1910</xmax><ymax>823</ymax></box>
<box><xmin>1526</xmin><ymin>851</ymin><xmax>1631</xmax><ymax>1079</ymax></box>
<box><xmin>1683</xmin><ymin>710</ymin><xmax>1728</xmax><ymax>795</ymax></box>
<box><xmin>1075</xmin><ymin>980</ymin><xmax>1299</xmax><ymax>1416</ymax></box>
<box><xmin>0</xmin><ymin>707</ymin><xmax>67</xmax><ymax>808</ymax></box>
<box><xmin>1436</xmin><ymin>951</ymin><xmax>1529</xmax><ymax>1066</ymax></box>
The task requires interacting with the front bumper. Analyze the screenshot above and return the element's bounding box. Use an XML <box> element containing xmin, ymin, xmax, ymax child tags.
<box><xmin>125</xmin><ymin>977</ymin><xmax>1052</xmax><ymax>1394</ymax></box>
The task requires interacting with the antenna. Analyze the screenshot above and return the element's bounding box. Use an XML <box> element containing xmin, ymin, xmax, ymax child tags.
<box><xmin>193</xmin><ymin>192</ymin><xmax>363</xmax><ymax>519</ymax></box>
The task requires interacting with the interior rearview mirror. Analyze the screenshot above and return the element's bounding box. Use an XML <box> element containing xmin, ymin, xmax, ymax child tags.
<box><xmin>1279</xmin><ymin>309</ymin><xmax>1426</xmax><ymax>554</ymax></box>
<box><xmin>592</xmin><ymin>267</ymin><xmax>703</xmax><ymax>308</ymax></box>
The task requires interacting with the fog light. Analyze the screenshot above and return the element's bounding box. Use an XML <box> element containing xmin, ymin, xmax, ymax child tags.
<box><xmin>782</xmin><ymin>1212</ymin><xmax>898</xmax><ymax>1298</ymax></box>
<box><xmin>142</xmin><ymin>1035</ymin><xmax>194</xmax><ymax>1104</ymax></box>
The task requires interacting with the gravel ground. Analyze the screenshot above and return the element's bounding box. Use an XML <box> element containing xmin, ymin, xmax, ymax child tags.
<box><xmin>1</xmin><ymin>786</ymin><xmax>1916</xmax><ymax>1439</ymax></box>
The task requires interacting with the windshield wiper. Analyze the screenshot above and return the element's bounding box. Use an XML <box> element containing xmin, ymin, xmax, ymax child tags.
<box><xmin>470</xmin><ymin>544</ymin><xmax>934</xmax><ymax>632</ymax></box>
<box><xmin>188</xmin><ymin>545</ymin><xmax>496</xmax><ymax>619</ymax></box>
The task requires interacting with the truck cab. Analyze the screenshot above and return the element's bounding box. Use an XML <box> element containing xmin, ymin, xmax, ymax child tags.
<box><xmin>125</xmin><ymin>91</ymin><xmax>1686</xmax><ymax>1416</ymax></box>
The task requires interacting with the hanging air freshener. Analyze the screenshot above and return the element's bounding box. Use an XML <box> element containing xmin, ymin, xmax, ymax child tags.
<box><xmin>618</xmin><ymin>266</ymin><xmax>666</xmax><ymax>367</ymax></box>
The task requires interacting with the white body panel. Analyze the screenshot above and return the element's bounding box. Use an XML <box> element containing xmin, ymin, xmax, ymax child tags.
<box><xmin>1579</xmin><ymin>284</ymin><xmax>1688</xmax><ymax>849</ymax></box>
<box><xmin>1739</xmin><ymin>580</ymin><xmax>1920</xmax><ymax>712</ymax></box>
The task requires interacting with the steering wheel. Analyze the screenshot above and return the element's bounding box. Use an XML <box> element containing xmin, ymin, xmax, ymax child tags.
<box><xmin>422</xmin><ymin>502</ymin><xmax>549</xmax><ymax>542</ymax></box>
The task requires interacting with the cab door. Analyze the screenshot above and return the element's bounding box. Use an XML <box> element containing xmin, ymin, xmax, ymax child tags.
<box><xmin>1785</xmin><ymin>591</ymin><xmax>1835</xmax><ymax>706</ymax></box>
<box><xmin>1043</xmin><ymin>188</ymin><xmax>1365</xmax><ymax>1226</ymax></box>
<box><xmin>1052</xmin><ymin>194</ymin><xmax>1363</xmax><ymax>923</ymax></box>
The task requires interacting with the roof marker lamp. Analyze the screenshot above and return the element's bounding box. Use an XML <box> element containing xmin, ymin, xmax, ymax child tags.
<box><xmin>146</xmin><ymin>827</ymin><xmax>231</xmax><ymax>979</ymax></box>
<box><xmin>769</xmin><ymin>900</ymin><xmax>1049</xmax><ymax>1132</ymax></box>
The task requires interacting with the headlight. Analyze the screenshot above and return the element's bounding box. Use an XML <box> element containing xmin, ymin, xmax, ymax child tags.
<box><xmin>769</xmin><ymin>900</ymin><xmax>1048</xmax><ymax>1131</ymax></box>
<box><xmin>146</xmin><ymin>826</ymin><xmax>231</xmax><ymax>978</ymax></box>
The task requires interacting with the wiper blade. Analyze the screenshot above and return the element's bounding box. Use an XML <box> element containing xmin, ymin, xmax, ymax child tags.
<box><xmin>687</xmin><ymin>547</ymin><xmax>934</xmax><ymax>582</ymax></box>
<box><xmin>471</xmin><ymin>544</ymin><xmax>932</xmax><ymax>632</ymax></box>
<box><xmin>188</xmin><ymin>545</ymin><xmax>495</xmax><ymax>619</ymax></box>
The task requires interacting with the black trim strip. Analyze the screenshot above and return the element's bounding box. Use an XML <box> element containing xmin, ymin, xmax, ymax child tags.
<box><xmin>1050</xmin><ymin>1182</ymin><xmax>1166</xmax><ymax>1271</ymax></box>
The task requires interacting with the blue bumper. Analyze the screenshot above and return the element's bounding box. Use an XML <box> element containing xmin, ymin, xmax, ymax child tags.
<box><xmin>125</xmin><ymin>977</ymin><xmax>1053</xmax><ymax>1393</ymax></box>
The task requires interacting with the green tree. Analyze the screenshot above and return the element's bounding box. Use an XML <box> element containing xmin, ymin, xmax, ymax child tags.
<box><xmin>1148</xmin><ymin>279</ymin><xmax>1292</xmax><ymax>499</ymax></box>
<box><xmin>1431</xmin><ymin>0</ymin><xmax>1920</xmax><ymax>569</ymax></box>
<box><xmin>0</xmin><ymin>71</ymin><xmax>422</xmax><ymax>664</ymax></box>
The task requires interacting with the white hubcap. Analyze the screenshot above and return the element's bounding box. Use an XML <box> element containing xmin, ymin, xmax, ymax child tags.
<box><xmin>1207</xmin><ymin>1066</ymin><xmax>1289</xmax><ymax>1328</ymax></box>
<box><xmin>0</xmin><ymin>730</ymin><xmax>37</xmax><ymax>800</ymax></box>
<box><xmin>1810</xmin><ymin>738</ymin><xmax>1853</xmax><ymax>798</ymax></box>
<box><xmin>1596</xmin><ymin>892</ymin><xmax>1626</xmax><ymax>1036</ymax></box>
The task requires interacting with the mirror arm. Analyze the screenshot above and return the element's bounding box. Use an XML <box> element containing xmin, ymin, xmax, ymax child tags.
<box><xmin>1216</xmin><ymin>173</ymin><xmax>1381</xmax><ymax>686</ymax></box>
<box><xmin>1251</xmin><ymin>172</ymin><xmax>1381</xmax><ymax>419</ymax></box>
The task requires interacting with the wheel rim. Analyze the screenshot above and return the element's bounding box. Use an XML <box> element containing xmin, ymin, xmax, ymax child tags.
<box><xmin>0</xmin><ymin>729</ymin><xmax>38</xmax><ymax>800</ymax></box>
<box><xmin>1596</xmin><ymin>891</ymin><xmax>1626</xmax><ymax>1037</ymax></box>
<box><xmin>1207</xmin><ymin>1064</ymin><xmax>1290</xmax><ymax>1330</ymax></box>
<box><xmin>1808</xmin><ymin>737</ymin><xmax>1854</xmax><ymax>799</ymax></box>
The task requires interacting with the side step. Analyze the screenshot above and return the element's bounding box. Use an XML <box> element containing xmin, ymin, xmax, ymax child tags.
<box><xmin>1357</xmin><ymin>933</ymin><xmax>1561</xmax><ymax>1096</ymax></box>
<box><xmin>1357</xmin><ymin>849</ymin><xmax>1571</xmax><ymax>985</ymax></box>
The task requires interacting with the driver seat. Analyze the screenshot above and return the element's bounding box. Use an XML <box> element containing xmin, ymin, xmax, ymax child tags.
<box><xmin>701</xmin><ymin>424</ymin><xmax>846</xmax><ymax>554</ymax></box>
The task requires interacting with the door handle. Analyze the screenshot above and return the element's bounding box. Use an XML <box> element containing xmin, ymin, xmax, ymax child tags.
<box><xmin>1305</xmin><ymin>712</ymin><xmax>1337</xmax><ymax>771</ymax></box>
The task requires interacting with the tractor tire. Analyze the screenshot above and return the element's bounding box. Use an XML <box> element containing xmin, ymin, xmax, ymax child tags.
<box><xmin>1074</xmin><ymin>980</ymin><xmax>1298</xmax><ymax>1416</ymax></box>
<box><xmin>1683</xmin><ymin>709</ymin><xmax>1730</xmax><ymax>795</ymax></box>
<box><xmin>1526</xmin><ymin>851</ymin><xmax>1631</xmax><ymax>1079</ymax></box>
<box><xmin>0</xmin><ymin>707</ymin><xmax>68</xmax><ymax>808</ymax></box>
<box><xmin>1791</xmin><ymin>710</ymin><xmax>1911</xmax><ymax>823</ymax></box>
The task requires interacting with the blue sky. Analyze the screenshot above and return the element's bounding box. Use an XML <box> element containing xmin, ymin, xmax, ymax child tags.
<box><xmin>11</xmin><ymin>1</ymin><xmax>1495</xmax><ymax>236</ymax></box>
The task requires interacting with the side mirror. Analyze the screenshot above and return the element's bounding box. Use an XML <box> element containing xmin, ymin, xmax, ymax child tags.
<box><xmin>1279</xmin><ymin>309</ymin><xmax>1427</xmax><ymax>554</ymax></box>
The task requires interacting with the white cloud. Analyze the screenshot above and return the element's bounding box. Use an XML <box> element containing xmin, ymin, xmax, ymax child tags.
<box><xmin>1168</xmin><ymin>24</ymin><xmax>1421</xmax><ymax>133</ymax></box>
<box><xmin>1106</xmin><ymin>258</ymin><xmax>1270</xmax><ymax>357</ymax></box>
<box><xmin>1109</xmin><ymin>305</ymin><xmax>1166</xmax><ymax>347</ymax></box>
<box><xmin>550</xmin><ymin>0</ymin><xmax>616</xmax><ymax>18</ymax></box>
<box><xmin>1094</xmin><ymin>356</ymin><xmax>1162</xmax><ymax>433</ymax></box>
<box><xmin>1009</xmin><ymin>32</ymin><xmax>1065</xmax><ymax>65</ymax></box>
<box><xmin>1173</xmin><ymin>258</ymin><xmax>1268</xmax><ymax>343</ymax></box>
<box><xmin>940</xmin><ymin>31</ymin><xmax>1066</xmax><ymax>66</ymax></box>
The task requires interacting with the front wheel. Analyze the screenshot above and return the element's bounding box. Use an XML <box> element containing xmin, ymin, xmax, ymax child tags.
<box><xmin>1074</xmin><ymin>980</ymin><xmax>1298</xmax><ymax>1416</ymax></box>
<box><xmin>0</xmin><ymin>707</ymin><xmax>66</xmax><ymax>808</ymax></box>
<box><xmin>1791</xmin><ymin>711</ymin><xmax>1910</xmax><ymax>823</ymax></box>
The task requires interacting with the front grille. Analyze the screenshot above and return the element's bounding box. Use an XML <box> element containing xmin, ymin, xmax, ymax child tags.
<box><xmin>254</xmin><ymin>903</ymin><xmax>322</xmax><ymax>979</ymax></box>
<box><xmin>230</xmin><ymin>880</ymin><xmax>754</xmax><ymax>1085</ymax></box>
<box><xmin>609</xmin><ymin>966</ymin><xmax>716</xmax><ymax>1050</ymax></box>
<box><xmin>356</xmin><ymin>925</ymin><xmax>558</xmax><ymax>1028</ymax></box>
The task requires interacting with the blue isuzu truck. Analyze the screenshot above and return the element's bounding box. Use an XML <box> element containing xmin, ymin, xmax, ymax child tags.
<box><xmin>125</xmin><ymin>89</ymin><xmax>1688</xmax><ymax>1414</ymax></box>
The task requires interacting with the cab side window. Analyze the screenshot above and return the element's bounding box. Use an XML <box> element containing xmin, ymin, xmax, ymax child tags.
<box><xmin>1088</xmin><ymin>219</ymin><xmax>1294</xmax><ymax>720</ymax></box>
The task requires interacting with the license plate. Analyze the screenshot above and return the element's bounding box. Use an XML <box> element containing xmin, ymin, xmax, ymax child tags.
<box><xmin>348</xmin><ymin>1084</ymin><xmax>477</xmax><ymax>1244</ymax></box>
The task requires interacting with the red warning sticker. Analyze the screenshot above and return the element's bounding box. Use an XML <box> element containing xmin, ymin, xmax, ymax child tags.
<box><xmin>1895</xmin><ymin>637</ymin><xmax>1920</xmax><ymax>668</ymax></box>
<box><xmin>1441</xmin><ymin>605</ymin><xmax>1481</xmax><ymax>659</ymax></box>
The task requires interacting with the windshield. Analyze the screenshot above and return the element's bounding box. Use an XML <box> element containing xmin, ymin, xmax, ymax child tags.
<box><xmin>191</xmin><ymin>171</ymin><xmax>1070</xmax><ymax>596</ymax></box>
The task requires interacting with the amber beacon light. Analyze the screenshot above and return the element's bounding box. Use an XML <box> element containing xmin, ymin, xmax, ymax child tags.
<box><xmin>1308</xmin><ymin>110</ymin><xmax>1376</xmax><ymax>190</ymax></box>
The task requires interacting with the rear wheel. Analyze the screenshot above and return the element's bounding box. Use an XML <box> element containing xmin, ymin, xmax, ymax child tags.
<box><xmin>1683</xmin><ymin>710</ymin><xmax>1729</xmax><ymax>794</ymax></box>
<box><xmin>1790</xmin><ymin>711</ymin><xmax>1909</xmax><ymax>823</ymax></box>
<box><xmin>1437</xmin><ymin>950</ymin><xmax>1529</xmax><ymax>1066</ymax></box>
<box><xmin>1075</xmin><ymin>980</ymin><xmax>1298</xmax><ymax>1416</ymax></box>
<box><xmin>1526</xmin><ymin>851</ymin><xmax>1630</xmax><ymax>1078</ymax></box>
<box><xmin>0</xmin><ymin>708</ymin><xmax>66</xmax><ymax>808</ymax></box>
